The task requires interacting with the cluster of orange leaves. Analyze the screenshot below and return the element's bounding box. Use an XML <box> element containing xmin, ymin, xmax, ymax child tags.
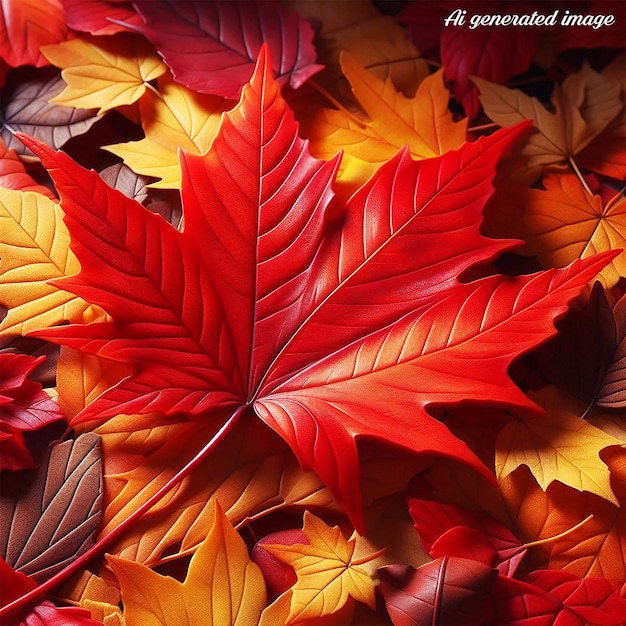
<box><xmin>0</xmin><ymin>1</ymin><xmax>625</xmax><ymax>624</ymax></box>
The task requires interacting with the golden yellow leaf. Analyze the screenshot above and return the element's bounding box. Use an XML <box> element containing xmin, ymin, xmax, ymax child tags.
<box><xmin>285</xmin><ymin>0</ymin><xmax>428</xmax><ymax>97</ymax></box>
<box><xmin>485</xmin><ymin>171</ymin><xmax>625</xmax><ymax>288</ymax></box>
<box><xmin>0</xmin><ymin>188</ymin><xmax>99</xmax><ymax>335</ymax></box>
<box><xmin>41</xmin><ymin>33</ymin><xmax>166</xmax><ymax>115</ymax></box>
<box><xmin>105</xmin><ymin>75</ymin><xmax>227</xmax><ymax>188</ymax></box>
<box><xmin>496</xmin><ymin>385</ymin><xmax>623</xmax><ymax>504</ymax></box>
<box><xmin>261</xmin><ymin>512</ymin><xmax>377</xmax><ymax>624</ymax></box>
<box><xmin>298</xmin><ymin>56</ymin><xmax>466</xmax><ymax>195</ymax></box>
<box><xmin>473</xmin><ymin>63</ymin><xmax>623</xmax><ymax>169</ymax></box>
<box><xmin>107</xmin><ymin>501</ymin><xmax>266</xmax><ymax>626</ymax></box>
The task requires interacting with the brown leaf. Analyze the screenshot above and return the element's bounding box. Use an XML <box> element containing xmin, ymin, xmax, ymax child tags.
<box><xmin>598</xmin><ymin>294</ymin><xmax>626</xmax><ymax>407</ymax></box>
<box><xmin>0</xmin><ymin>433</ymin><xmax>103</xmax><ymax>582</ymax></box>
<box><xmin>98</xmin><ymin>162</ymin><xmax>150</xmax><ymax>205</ymax></box>
<box><xmin>0</xmin><ymin>68</ymin><xmax>101</xmax><ymax>156</ymax></box>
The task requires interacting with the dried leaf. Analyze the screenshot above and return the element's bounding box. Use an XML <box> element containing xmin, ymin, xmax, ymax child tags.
<box><xmin>41</xmin><ymin>33</ymin><xmax>167</xmax><ymax>114</ymax></box>
<box><xmin>0</xmin><ymin>68</ymin><xmax>102</xmax><ymax>156</ymax></box>
<box><xmin>473</xmin><ymin>63</ymin><xmax>623</xmax><ymax>169</ymax></box>
<box><xmin>0</xmin><ymin>433</ymin><xmax>103</xmax><ymax>582</ymax></box>
<box><xmin>107</xmin><ymin>500</ymin><xmax>266</xmax><ymax>626</ymax></box>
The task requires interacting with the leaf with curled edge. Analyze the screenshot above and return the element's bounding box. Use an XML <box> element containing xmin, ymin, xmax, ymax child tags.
<box><xmin>0</xmin><ymin>0</ymin><xmax>67</xmax><ymax>69</ymax></box>
<box><xmin>0</xmin><ymin>433</ymin><xmax>103</xmax><ymax>583</ymax></box>
<box><xmin>0</xmin><ymin>68</ymin><xmax>101</xmax><ymax>156</ymax></box>
<box><xmin>22</xmin><ymin>46</ymin><xmax>615</xmax><ymax>531</ymax></box>
<box><xmin>131</xmin><ymin>0</ymin><xmax>322</xmax><ymax>99</ymax></box>
<box><xmin>0</xmin><ymin>187</ymin><xmax>101</xmax><ymax>336</ymax></box>
<box><xmin>378</xmin><ymin>558</ymin><xmax>498</xmax><ymax>626</ymax></box>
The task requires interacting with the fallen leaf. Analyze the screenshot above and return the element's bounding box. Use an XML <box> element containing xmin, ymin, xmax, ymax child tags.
<box><xmin>286</xmin><ymin>0</ymin><xmax>429</xmax><ymax>98</ymax></box>
<box><xmin>107</xmin><ymin>500</ymin><xmax>267</xmax><ymax>626</ymax></box>
<box><xmin>98</xmin><ymin>162</ymin><xmax>150</xmax><ymax>205</ymax></box>
<box><xmin>94</xmin><ymin>414</ymin><xmax>337</xmax><ymax>567</ymax></box>
<box><xmin>0</xmin><ymin>352</ymin><xmax>63</xmax><ymax>470</ymax></box>
<box><xmin>131</xmin><ymin>0</ymin><xmax>322</xmax><ymax>98</ymax></box>
<box><xmin>0</xmin><ymin>68</ymin><xmax>102</xmax><ymax>156</ymax></box>
<box><xmin>0</xmin><ymin>137</ymin><xmax>55</xmax><ymax>197</ymax></box>
<box><xmin>496</xmin><ymin>385</ymin><xmax>623</xmax><ymax>504</ymax></box>
<box><xmin>441</xmin><ymin>10</ymin><xmax>537</xmax><ymax>118</ymax></box>
<box><xmin>41</xmin><ymin>33</ymin><xmax>167</xmax><ymax>115</ymax></box>
<box><xmin>378</xmin><ymin>558</ymin><xmax>498</xmax><ymax>626</ymax></box>
<box><xmin>598</xmin><ymin>294</ymin><xmax>626</xmax><ymax>407</ymax></box>
<box><xmin>61</xmin><ymin>0</ymin><xmax>142</xmax><ymax>36</ymax></box>
<box><xmin>104</xmin><ymin>74</ymin><xmax>227</xmax><ymax>188</ymax></box>
<box><xmin>297</xmin><ymin>55</ymin><xmax>466</xmax><ymax>197</ymax></box>
<box><xmin>21</xmin><ymin>48</ymin><xmax>613</xmax><ymax>532</ymax></box>
<box><xmin>0</xmin><ymin>187</ymin><xmax>100</xmax><ymax>336</ymax></box>
<box><xmin>0</xmin><ymin>433</ymin><xmax>102</xmax><ymax>582</ymax></box>
<box><xmin>260</xmin><ymin>511</ymin><xmax>377</xmax><ymax>623</ymax></box>
<box><xmin>0</xmin><ymin>0</ymin><xmax>67</xmax><ymax>69</ymax></box>
<box><xmin>473</xmin><ymin>62</ymin><xmax>623</xmax><ymax>170</ymax></box>
<box><xmin>488</xmin><ymin>171</ymin><xmax>626</xmax><ymax>288</ymax></box>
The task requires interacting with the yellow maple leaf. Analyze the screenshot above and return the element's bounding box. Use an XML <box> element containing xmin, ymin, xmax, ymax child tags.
<box><xmin>260</xmin><ymin>512</ymin><xmax>378</xmax><ymax>624</ymax></box>
<box><xmin>472</xmin><ymin>63</ymin><xmax>623</xmax><ymax>170</ymax></box>
<box><xmin>298</xmin><ymin>55</ymin><xmax>466</xmax><ymax>196</ymax></box>
<box><xmin>107</xmin><ymin>501</ymin><xmax>266</xmax><ymax>626</ymax></box>
<box><xmin>41</xmin><ymin>33</ymin><xmax>167</xmax><ymax>115</ymax></box>
<box><xmin>485</xmin><ymin>171</ymin><xmax>625</xmax><ymax>288</ymax></box>
<box><xmin>0</xmin><ymin>188</ymin><xmax>99</xmax><ymax>335</ymax></box>
<box><xmin>496</xmin><ymin>385</ymin><xmax>623</xmax><ymax>505</ymax></box>
<box><xmin>105</xmin><ymin>75</ymin><xmax>227</xmax><ymax>188</ymax></box>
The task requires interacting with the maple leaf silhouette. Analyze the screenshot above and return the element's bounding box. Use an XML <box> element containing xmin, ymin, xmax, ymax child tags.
<box><xmin>20</xmin><ymin>46</ymin><xmax>611</xmax><ymax>530</ymax></box>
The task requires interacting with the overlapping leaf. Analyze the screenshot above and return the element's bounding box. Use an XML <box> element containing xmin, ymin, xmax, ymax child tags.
<box><xmin>473</xmin><ymin>63</ymin><xmax>623</xmax><ymax>171</ymax></box>
<box><xmin>107</xmin><ymin>501</ymin><xmax>266</xmax><ymax>626</ymax></box>
<box><xmin>0</xmin><ymin>0</ymin><xmax>67</xmax><ymax>69</ymax></box>
<box><xmin>20</xmin><ymin>46</ymin><xmax>614</xmax><ymax>531</ymax></box>
<box><xmin>61</xmin><ymin>0</ymin><xmax>142</xmax><ymax>36</ymax></box>
<box><xmin>105</xmin><ymin>74</ymin><xmax>227</xmax><ymax>188</ymax></box>
<box><xmin>598</xmin><ymin>294</ymin><xmax>626</xmax><ymax>407</ymax></box>
<box><xmin>0</xmin><ymin>137</ymin><xmax>55</xmax><ymax>197</ymax></box>
<box><xmin>0</xmin><ymin>433</ymin><xmax>102</xmax><ymax>582</ymax></box>
<box><xmin>131</xmin><ymin>0</ymin><xmax>322</xmax><ymax>98</ymax></box>
<box><xmin>41</xmin><ymin>33</ymin><xmax>167</xmax><ymax>114</ymax></box>
<box><xmin>260</xmin><ymin>512</ymin><xmax>377</xmax><ymax>624</ymax></box>
<box><xmin>0</xmin><ymin>68</ymin><xmax>101</xmax><ymax>155</ymax></box>
<box><xmin>0</xmin><ymin>187</ymin><xmax>99</xmax><ymax>335</ymax></box>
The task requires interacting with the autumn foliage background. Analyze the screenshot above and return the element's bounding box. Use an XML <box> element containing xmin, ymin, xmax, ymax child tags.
<box><xmin>0</xmin><ymin>0</ymin><xmax>625</xmax><ymax>624</ymax></box>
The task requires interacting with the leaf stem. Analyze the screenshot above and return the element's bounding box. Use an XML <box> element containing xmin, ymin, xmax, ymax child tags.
<box><xmin>0</xmin><ymin>405</ymin><xmax>248</xmax><ymax>620</ymax></box>
<box><xmin>519</xmin><ymin>514</ymin><xmax>595</xmax><ymax>552</ymax></box>
<box><xmin>568</xmin><ymin>156</ymin><xmax>593</xmax><ymax>195</ymax></box>
<box><xmin>308</xmin><ymin>79</ymin><xmax>367</xmax><ymax>128</ymax></box>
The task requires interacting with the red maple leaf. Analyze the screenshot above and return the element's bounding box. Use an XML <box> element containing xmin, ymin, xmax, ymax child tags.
<box><xmin>21</xmin><ymin>46</ymin><xmax>611</xmax><ymax>530</ymax></box>
<box><xmin>0</xmin><ymin>353</ymin><xmax>64</xmax><ymax>471</ymax></box>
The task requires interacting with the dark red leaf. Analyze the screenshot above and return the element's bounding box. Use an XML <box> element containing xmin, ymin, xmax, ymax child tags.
<box><xmin>61</xmin><ymin>0</ymin><xmax>142</xmax><ymax>36</ymax></box>
<box><xmin>555</xmin><ymin>1</ymin><xmax>625</xmax><ymax>51</ymax></box>
<box><xmin>378</xmin><ymin>557</ymin><xmax>497</xmax><ymax>625</ymax></box>
<box><xmin>131</xmin><ymin>0</ymin><xmax>322</xmax><ymax>98</ymax></box>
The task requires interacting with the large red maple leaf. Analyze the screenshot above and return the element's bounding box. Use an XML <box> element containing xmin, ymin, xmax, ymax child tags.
<box><xmin>20</xmin><ymin>47</ymin><xmax>610</xmax><ymax>529</ymax></box>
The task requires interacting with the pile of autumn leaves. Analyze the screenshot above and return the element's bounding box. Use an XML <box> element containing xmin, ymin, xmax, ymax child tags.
<box><xmin>1</xmin><ymin>0</ymin><xmax>625</xmax><ymax>624</ymax></box>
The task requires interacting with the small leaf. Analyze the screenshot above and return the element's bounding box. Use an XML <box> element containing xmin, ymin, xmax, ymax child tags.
<box><xmin>0</xmin><ymin>433</ymin><xmax>103</xmax><ymax>582</ymax></box>
<box><xmin>260</xmin><ymin>511</ymin><xmax>377</xmax><ymax>624</ymax></box>
<box><xmin>42</xmin><ymin>33</ymin><xmax>167</xmax><ymax>115</ymax></box>
<box><xmin>132</xmin><ymin>0</ymin><xmax>322</xmax><ymax>98</ymax></box>
<box><xmin>496</xmin><ymin>386</ymin><xmax>622</xmax><ymax>504</ymax></box>
<box><xmin>107</xmin><ymin>500</ymin><xmax>266</xmax><ymax>626</ymax></box>
<box><xmin>0</xmin><ymin>68</ymin><xmax>101</xmax><ymax>155</ymax></box>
